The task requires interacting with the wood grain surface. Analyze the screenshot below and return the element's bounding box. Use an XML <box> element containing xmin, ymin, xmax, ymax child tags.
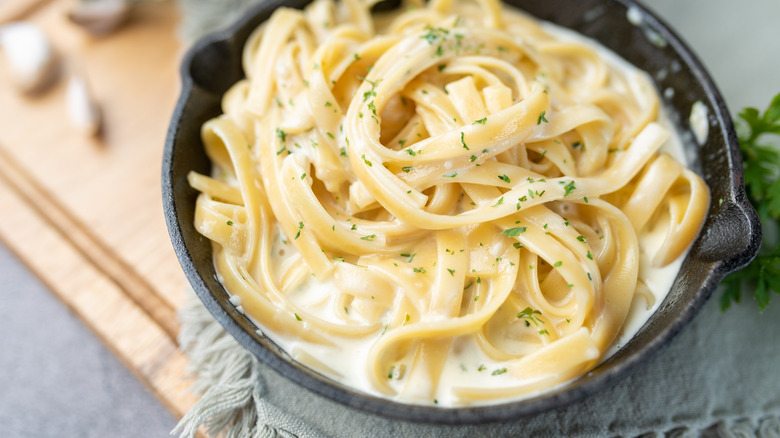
<box><xmin>0</xmin><ymin>0</ymin><xmax>199</xmax><ymax>422</ymax></box>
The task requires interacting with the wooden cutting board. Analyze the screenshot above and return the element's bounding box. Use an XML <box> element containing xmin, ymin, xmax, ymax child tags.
<box><xmin>0</xmin><ymin>0</ymin><xmax>199</xmax><ymax>421</ymax></box>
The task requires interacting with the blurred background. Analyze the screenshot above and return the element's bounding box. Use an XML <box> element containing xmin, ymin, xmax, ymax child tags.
<box><xmin>0</xmin><ymin>0</ymin><xmax>777</xmax><ymax>436</ymax></box>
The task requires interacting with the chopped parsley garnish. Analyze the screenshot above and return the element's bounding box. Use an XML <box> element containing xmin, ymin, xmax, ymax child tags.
<box><xmin>498</xmin><ymin>174</ymin><xmax>511</xmax><ymax>183</ymax></box>
<box><xmin>294</xmin><ymin>221</ymin><xmax>304</xmax><ymax>240</ymax></box>
<box><xmin>563</xmin><ymin>180</ymin><xmax>576</xmax><ymax>197</ymax></box>
<box><xmin>491</xmin><ymin>368</ymin><xmax>507</xmax><ymax>376</ymax></box>
<box><xmin>421</xmin><ymin>26</ymin><xmax>449</xmax><ymax>44</ymax></box>
<box><xmin>517</xmin><ymin>307</ymin><xmax>543</xmax><ymax>326</ymax></box>
<box><xmin>473</xmin><ymin>117</ymin><xmax>487</xmax><ymax>125</ymax></box>
<box><xmin>537</xmin><ymin>111</ymin><xmax>548</xmax><ymax>124</ymax></box>
<box><xmin>460</xmin><ymin>132</ymin><xmax>469</xmax><ymax>150</ymax></box>
<box><xmin>226</xmin><ymin>220</ymin><xmax>233</xmax><ymax>226</ymax></box>
<box><xmin>501</xmin><ymin>227</ymin><xmax>527</xmax><ymax>237</ymax></box>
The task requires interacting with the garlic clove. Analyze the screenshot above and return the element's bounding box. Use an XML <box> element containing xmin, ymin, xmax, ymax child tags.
<box><xmin>67</xmin><ymin>0</ymin><xmax>130</xmax><ymax>36</ymax></box>
<box><xmin>66</xmin><ymin>72</ymin><xmax>101</xmax><ymax>136</ymax></box>
<box><xmin>0</xmin><ymin>22</ymin><xmax>59</xmax><ymax>93</ymax></box>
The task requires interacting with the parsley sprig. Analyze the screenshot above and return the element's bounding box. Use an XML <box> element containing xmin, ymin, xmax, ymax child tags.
<box><xmin>721</xmin><ymin>93</ymin><xmax>780</xmax><ymax>311</ymax></box>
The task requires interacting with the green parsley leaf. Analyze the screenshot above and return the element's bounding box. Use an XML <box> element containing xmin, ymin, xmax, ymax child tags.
<box><xmin>517</xmin><ymin>307</ymin><xmax>543</xmax><ymax>326</ymax></box>
<box><xmin>460</xmin><ymin>132</ymin><xmax>470</xmax><ymax>150</ymax></box>
<box><xmin>501</xmin><ymin>227</ymin><xmax>527</xmax><ymax>237</ymax></box>
<box><xmin>721</xmin><ymin>93</ymin><xmax>780</xmax><ymax>310</ymax></box>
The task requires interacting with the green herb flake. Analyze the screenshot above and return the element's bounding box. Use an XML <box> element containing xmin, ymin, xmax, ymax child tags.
<box><xmin>460</xmin><ymin>132</ymin><xmax>470</xmax><ymax>150</ymax></box>
<box><xmin>294</xmin><ymin>221</ymin><xmax>304</xmax><ymax>240</ymax></box>
<box><xmin>473</xmin><ymin>117</ymin><xmax>487</xmax><ymax>125</ymax></box>
<box><xmin>537</xmin><ymin>111</ymin><xmax>548</xmax><ymax>124</ymax></box>
<box><xmin>517</xmin><ymin>307</ymin><xmax>543</xmax><ymax>326</ymax></box>
<box><xmin>563</xmin><ymin>180</ymin><xmax>576</xmax><ymax>197</ymax></box>
<box><xmin>491</xmin><ymin>368</ymin><xmax>507</xmax><ymax>376</ymax></box>
<box><xmin>498</xmin><ymin>174</ymin><xmax>511</xmax><ymax>183</ymax></box>
<box><xmin>501</xmin><ymin>227</ymin><xmax>527</xmax><ymax>237</ymax></box>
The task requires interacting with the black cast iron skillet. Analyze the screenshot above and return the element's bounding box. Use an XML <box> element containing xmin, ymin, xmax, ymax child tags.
<box><xmin>163</xmin><ymin>0</ymin><xmax>761</xmax><ymax>424</ymax></box>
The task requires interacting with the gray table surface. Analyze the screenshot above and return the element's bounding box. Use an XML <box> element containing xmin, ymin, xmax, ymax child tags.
<box><xmin>1</xmin><ymin>1</ymin><xmax>778</xmax><ymax>437</ymax></box>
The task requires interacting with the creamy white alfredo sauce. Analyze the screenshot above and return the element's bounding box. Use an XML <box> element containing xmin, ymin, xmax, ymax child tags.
<box><xmin>228</xmin><ymin>10</ymin><xmax>695</xmax><ymax>407</ymax></box>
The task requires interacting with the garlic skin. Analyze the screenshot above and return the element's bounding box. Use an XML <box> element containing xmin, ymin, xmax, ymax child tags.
<box><xmin>67</xmin><ymin>0</ymin><xmax>130</xmax><ymax>36</ymax></box>
<box><xmin>66</xmin><ymin>73</ymin><xmax>101</xmax><ymax>136</ymax></box>
<box><xmin>0</xmin><ymin>22</ymin><xmax>58</xmax><ymax>93</ymax></box>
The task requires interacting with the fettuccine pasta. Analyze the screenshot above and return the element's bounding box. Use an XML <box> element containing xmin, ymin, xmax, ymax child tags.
<box><xmin>189</xmin><ymin>0</ymin><xmax>709</xmax><ymax>406</ymax></box>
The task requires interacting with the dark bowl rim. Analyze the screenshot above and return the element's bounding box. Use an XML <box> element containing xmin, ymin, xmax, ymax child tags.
<box><xmin>163</xmin><ymin>0</ymin><xmax>762</xmax><ymax>425</ymax></box>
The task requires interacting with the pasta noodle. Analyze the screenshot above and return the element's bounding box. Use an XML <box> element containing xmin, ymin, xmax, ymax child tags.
<box><xmin>189</xmin><ymin>0</ymin><xmax>709</xmax><ymax>406</ymax></box>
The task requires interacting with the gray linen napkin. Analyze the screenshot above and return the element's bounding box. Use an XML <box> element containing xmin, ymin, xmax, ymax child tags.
<box><xmin>172</xmin><ymin>1</ymin><xmax>780</xmax><ymax>436</ymax></box>
<box><xmin>173</xmin><ymin>293</ymin><xmax>780</xmax><ymax>438</ymax></box>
